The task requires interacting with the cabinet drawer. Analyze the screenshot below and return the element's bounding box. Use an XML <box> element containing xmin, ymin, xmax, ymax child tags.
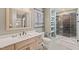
<box><xmin>0</xmin><ymin>44</ymin><xmax>14</xmax><ymax>50</ymax></box>
<box><xmin>15</xmin><ymin>38</ymin><xmax>36</xmax><ymax>50</ymax></box>
<box><xmin>18</xmin><ymin>42</ymin><xmax>35</xmax><ymax>50</ymax></box>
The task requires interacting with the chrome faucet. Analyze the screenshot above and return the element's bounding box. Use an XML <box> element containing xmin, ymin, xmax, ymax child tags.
<box><xmin>19</xmin><ymin>31</ymin><xmax>27</xmax><ymax>36</ymax></box>
<box><xmin>22</xmin><ymin>31</ymin><xmax>27</xmax><ymax>35</ymax></box>
<box><xmin>22</xmin><ymin>31</ymin><xmax>25</xmax><ymax>35</ymax></box>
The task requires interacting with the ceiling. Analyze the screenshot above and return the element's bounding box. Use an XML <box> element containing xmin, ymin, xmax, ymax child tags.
<box><xmin>55</xmin><ymin>8</ymin><xmax>77</xmax><ymax>13</ymax></box>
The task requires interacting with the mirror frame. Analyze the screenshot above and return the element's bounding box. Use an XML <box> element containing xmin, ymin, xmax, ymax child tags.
<box><xmin>5</xmin><ymin>8</ymin><xmax>32</xmax><ymax>31</ymax></box>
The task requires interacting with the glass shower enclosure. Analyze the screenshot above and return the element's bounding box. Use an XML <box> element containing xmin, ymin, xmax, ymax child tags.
<box><xmin>56</xmin><ymin>12</ymin><xmax>76</xmax><ymax>37</ymax></box>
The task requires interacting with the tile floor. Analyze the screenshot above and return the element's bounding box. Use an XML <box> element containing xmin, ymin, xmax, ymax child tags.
<box><xmin>42</xmin><ymin>35</ymin><xmax>79</xmax><ymax>50</ymax></box>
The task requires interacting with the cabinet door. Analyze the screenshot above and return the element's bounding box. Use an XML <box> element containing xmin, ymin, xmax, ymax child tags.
<box><xmin>15</xmin><ymin>36</ymin><xmax>42</xmax><ymax>50</ymax></box>
<box><xmin>15</xmin><ymin>38</ymin><xmax>36</xmax><ymax>50</ymax></box>
<box><xmin>0</xmin><ymin>45</ymin><xmax>14</xmax><ymax>50</ymax></box>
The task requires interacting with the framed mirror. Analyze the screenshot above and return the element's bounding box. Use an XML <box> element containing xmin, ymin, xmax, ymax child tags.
<box><xmin>6</xmin><ymin>8</ymin><xmax>32</xmax><ymax>31</ymax></box>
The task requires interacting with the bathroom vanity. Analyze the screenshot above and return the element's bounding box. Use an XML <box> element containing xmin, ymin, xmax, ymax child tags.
<box><xmin>0</xmin><ymin>8</ymin><xmax>43</xmax><ymax>50</ymax></box>
<box><xmin>0</xmin><ymin>31</ymin><xmax>43</xmax><ymax>50</ymax></box>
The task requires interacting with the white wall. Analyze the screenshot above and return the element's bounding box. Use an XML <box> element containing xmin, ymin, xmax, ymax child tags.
<box><xmin>0</xmin><ymin>8</ymin><xmax>6</xmax><ymax>33</ymax></box>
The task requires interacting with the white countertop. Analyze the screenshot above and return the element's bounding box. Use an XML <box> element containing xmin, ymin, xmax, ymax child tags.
<box><xmin>0</xmin><ymin>31</ymin><xmax>43</xmax><ymax>48</ymax></box>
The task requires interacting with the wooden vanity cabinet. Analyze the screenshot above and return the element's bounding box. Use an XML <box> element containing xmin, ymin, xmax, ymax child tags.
<box><xmin>15</xmin><ymin>38</ymin><xmax>36</xmax><ymax>50</ymax></box>
<box><xmin>14</xmin><ymin>36</ymin><xmax>42</xmax><ymax>50</ymax></box>
<box><xmin>15</xmin><ymin>36</ymin><xmax>42</xmax><ymax>50</ymax></box>
<box><xmin>0</xmin><ymin>36</ymin><xmax>42</xmax><ymax>50</ymax></box>
<box><xmin>0</xmin><ymin>44</ymin><xmax>14</xmax><ymax>50</ymax></box>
